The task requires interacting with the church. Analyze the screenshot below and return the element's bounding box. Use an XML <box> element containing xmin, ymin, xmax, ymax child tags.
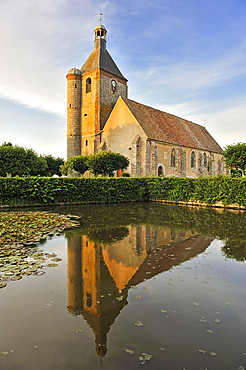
<box><xmin>66</xmin><ymin>24</ymin><xmax>224</xmax><ymax>177</ymax></box>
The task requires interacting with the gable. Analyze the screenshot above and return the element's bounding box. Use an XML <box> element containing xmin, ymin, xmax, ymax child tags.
<box><xmin>122</xmin><ymin>98</ymin><xmax>222</xmax><ymax>153</ymax></box>
<box><xmin>103</xmin><ymin>97</ymin><xmax>147</xmax><ymax>157</ymax></box>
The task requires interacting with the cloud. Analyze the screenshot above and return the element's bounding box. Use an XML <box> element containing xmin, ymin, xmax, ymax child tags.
<box><xmin>129</xmin><ymin>47</ymin><xmax>246</xmax><ymax>103</ymax></box>
<box><xmin>0</xmin><ymin>0</ymin><xmax>111</xmax><ymax>115</ymax></box>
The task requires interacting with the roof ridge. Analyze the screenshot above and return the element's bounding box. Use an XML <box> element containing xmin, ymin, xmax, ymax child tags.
<box><xmin>123</xmin><ymin>97</ymin><xmax>205</xmax><ymax>129</ymax></box>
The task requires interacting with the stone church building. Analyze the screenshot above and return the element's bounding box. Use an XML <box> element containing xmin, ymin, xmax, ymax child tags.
<box><xmin>66</xmin><ymin>24</ymin><xmax>224</xmax><ymax>177</ymax></box>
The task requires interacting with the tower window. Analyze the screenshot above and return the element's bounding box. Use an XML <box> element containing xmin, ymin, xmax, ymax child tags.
<box><xmin>75</xmin><ymin>83</ymin><xmax>77</xmax><ymax>88</ymax></box>
<box><xmin>69</xmin><ymin>104</ymin><xmax>71</xmax><ymax>108</ymax></box>
<box><xmin>86</xmin><ymin>140</ymin><xmax>88</xmax><ymax>146</ymax></box>
<box><xmin>111</xmin><ymin>79</ymin><xmax>117</xmax><ymax>93</ymax></box>
<box><xmin>86</xmin><ymin>78</ymin><xmax>91</xmax><ymax>93</ymax></box>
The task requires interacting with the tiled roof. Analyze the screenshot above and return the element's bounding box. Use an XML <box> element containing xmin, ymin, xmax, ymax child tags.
<box><xmin>81</xmin><ymin>45</ymin><xmax>127</xmax><ymax>81</ymax></box>
<box><xmin>122</xmin><ymin>98</ymin><xmax>222</xmax><ymax>153</ymax></box>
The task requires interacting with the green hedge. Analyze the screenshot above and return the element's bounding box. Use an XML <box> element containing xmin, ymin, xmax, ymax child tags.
<box><xmin>0</xmin><ymin>175</ymin><xmax>246</xmax><ymax>207</ymax></box>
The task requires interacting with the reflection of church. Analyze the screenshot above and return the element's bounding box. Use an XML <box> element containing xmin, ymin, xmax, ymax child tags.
<box><xmin>67</xmin><ymin>225</ymin><xmax>212</xmax><ymax>358</ymax></box>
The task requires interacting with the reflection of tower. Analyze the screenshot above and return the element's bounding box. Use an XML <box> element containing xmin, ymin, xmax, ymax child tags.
<box><xmin>67</xmin><ymin>235</ymin><xmax>128</xmax><ymax>359</ymax></box>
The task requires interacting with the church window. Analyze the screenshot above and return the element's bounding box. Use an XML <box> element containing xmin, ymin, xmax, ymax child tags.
<box><xmin>191</xmin><ymin>151</ymin><xmax>196</xmax><ymax>168</ymax></box>
<box><xmin>69</xmin><ymin>104</ymin><xmax>71</xmax><ymax>108</ymax></box>
<box><xmin>171</xmin><ymin>148</ymin><xmax>176</xmax><ymax>167</ymax></box>
<box><xmin>75</xmin><ymin>83</ymin><xmax>77</xmax><ymax>88</ymax></box>
<box><xmin>86</xmin><ymin>140</ymin><xmax>88</xmax><ymax>146</ymax></box>
<box><xmin>84</xmin><ymin>113</ymin><xmax>87</xmax><ymax>116</ymax></box>
<box><xmin>86</xmin><ymin>78</ymin><xmax>91</xmax><ymax>93</ymax></box>
<box><xmin>203</xmin><ymin>152</ymin><xmax>207</xmax><ymax>168</ymax></box>
<box><xmin>97</xmin><ymin>30</ymin><xmax>100</xmax><ymax>38</ymax></box>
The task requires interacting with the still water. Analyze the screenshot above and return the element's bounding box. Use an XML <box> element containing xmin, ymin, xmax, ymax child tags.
<box><xmin>0</xmin><ymin>203</ymin><xmax>246</xmax><ymax>370</ymax></box>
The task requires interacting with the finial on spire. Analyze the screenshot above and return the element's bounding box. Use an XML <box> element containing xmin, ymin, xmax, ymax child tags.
<box><xmin>99</xmin><ymin>13</ymin><xmax>103</xmax><ymax>24</ymax></box>
<box><xmin>203</xmin><ymin>118</ymin><xmax>207</xmax><ymax>128</ymax></box>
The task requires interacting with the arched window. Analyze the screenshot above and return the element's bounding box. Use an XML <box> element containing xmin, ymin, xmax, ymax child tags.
<box><xmin>86</xmin><ymin>78</ymin><xmax>91</xmax><ymax>93</ymax></box>
<box><xmin>191</xmin><ymin>151</ymin><xmax>196</xmax><ymax>168</ymax></box>
<box><xmin>171</xmin><ymin>148</ymin><xmax>175</xmax><ymax>167</ymax></box>
<box><xmin>203</xmin><ymin>153</ymin><xmax>207</xmax><ymax>168</ymax></box>
<box><xmin>209</xmin><ymin>154</ymin><xmax>214</xmax><ymax>173</ymax></box>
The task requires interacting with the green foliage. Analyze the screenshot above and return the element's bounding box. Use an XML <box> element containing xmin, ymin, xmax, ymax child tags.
<box><xmin>0</xmin><ymin>143</ymin><xmax>47</xmax><ymax>177</ymax></box>
<box><xmin>222</xmin><ymin>142</ymin><xmax>246</xmax><ymax>176</ymax></box>
<box><xmin>87</xmin><ymin>150</ymin><xmax>129</xmax><ymax>176</ymax></box>
<box><xmin>1</xmin><ymin>175</ymin><xmax>246</xmax><ymax>208</ymax></box>
<box><xmin>122</xmin><ymin>172</ymin><xmax>130</xmax><ymax>177</ymax></box>
<box><xmin>41</xmin><ymin>155</ymin><xmax>64</xmax><ymax>177</ymax></box>
<box><xmin>73</xmin><ymin>155</ymin><xmax>89</xmax><ymax>175</ymax></box>
<box><xmin>60</xmin><ymin>157</ymin><xmax>75</xmax><ymax>176</ymax></box>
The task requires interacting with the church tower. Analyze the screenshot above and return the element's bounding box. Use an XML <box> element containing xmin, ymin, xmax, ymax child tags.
<box><xmin>66</xmin><ymin>24</ymin><xmax>128</xmax><ymax>158</ymax></box>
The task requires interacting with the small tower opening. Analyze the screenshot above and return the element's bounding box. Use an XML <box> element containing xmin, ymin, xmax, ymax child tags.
<box><xmin>86</xmin><ymin>78</ymin><xmax>91</xmax><ymax>93</ymax></box>
<box><xmin>94</xmin><ymin>25</ymin><xmax>107</xmax><ymax>49</ymax></box>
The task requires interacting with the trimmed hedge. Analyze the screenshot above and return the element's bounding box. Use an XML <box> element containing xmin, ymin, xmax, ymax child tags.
<box><xmin>0</xmin><ymin>175</ymin><xmax>246</xmax><ymax>207</ymax></box>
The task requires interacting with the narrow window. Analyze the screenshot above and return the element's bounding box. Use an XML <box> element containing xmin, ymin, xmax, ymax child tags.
<box><xmin>86</xmin><ymin>293</ymin><xmax>92</xmax><ymax>308</ymax></box>
<box><xmin>203</xmin><ymin>153</ymin><xmax>207</xmax><ymax>168</ymax></box>
<box><xmin>86</xmin><ymin>78</ymin><xmax>91</xmax><ymax>93</ymax></box>
<box><xmin>171</xmin><ymin>148</ymin><xmax>175</xmax><ymax>167</ymax></box>
<box><xmin>69</xmin><ymin>103</ymin><xmax>71</xmax><ymax>108</ymax></box>
<box><xmin>191</xmin><ymin>151</ymin><xmax>196</xmax><ymax>168</ymax></box>
<box><xmin>86</xmin><ymin>140</ymin><xmax>88</xmax><ymax>146</ymax></box>
<box><xmin>75</xmin><ymin>83</ymin><xmax>77</xmax><ymax>88</ymax></box>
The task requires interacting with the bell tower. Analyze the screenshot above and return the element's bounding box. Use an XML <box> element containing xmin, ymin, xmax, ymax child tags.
<box><xmin>66</xmin><ymin>23</ymin><xmax>128</xmax><ymax>158</ymax></box>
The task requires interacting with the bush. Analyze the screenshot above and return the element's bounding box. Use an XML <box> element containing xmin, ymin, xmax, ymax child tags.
<box><xmin>0</xmin><ymin>175</ymin><xmax>246</xmax><ymax>207</ymax></box>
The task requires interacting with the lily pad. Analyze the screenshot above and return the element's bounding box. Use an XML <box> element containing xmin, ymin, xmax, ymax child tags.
<box><xmin>125</xmin><ymin>348</ymin><xmax>134</xmax><ymax>354</ymax></box>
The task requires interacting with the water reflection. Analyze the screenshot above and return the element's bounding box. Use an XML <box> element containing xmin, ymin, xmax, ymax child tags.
<box><xmin>66</xmin><ymin>223</ymin><xmax>213</xmax><ymax>358</ymax></box>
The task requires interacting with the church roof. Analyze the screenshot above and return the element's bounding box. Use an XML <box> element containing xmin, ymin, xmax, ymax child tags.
<box><xmin>122</xmin><ymin>98</ymin><xmax>222</xmax><ymax>153</ymax></box>
<box><xmin>80</xmin><ymin>47</ymin><xmax>127</xmax><ymax>81</ymax></box>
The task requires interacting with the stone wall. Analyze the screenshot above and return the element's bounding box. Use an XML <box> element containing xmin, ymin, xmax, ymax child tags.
<box><xmin>67</xmin><ymin>74</ymin><xmax>82</xmax><ymax>158</ymax></box>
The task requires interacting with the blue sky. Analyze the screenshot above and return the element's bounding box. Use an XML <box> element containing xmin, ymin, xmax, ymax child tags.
<box><xmin>0</xmin><ymin>0</ymin><xmax>245</xmax><ymax>159</ymax></box>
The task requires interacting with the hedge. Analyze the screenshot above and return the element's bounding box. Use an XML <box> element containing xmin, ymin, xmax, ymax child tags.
<box><xmin>0</xmin><ymin>175</ymin><xmax>246</xmax><ymax>207</ymax></box>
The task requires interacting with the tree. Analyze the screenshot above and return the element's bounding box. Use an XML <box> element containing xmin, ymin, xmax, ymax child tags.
<box><xmin>0</xmin><ymin>143</ymin><xmax>47</xmax><ymax>177</ymax></box>
<box><xmin>73</xmin><ymin>155</ymin><xmax>89</xmax><ymax>175</ymax></box>
<box><xmin>60</xmin><ymin>157</ymin><xmax>75</xmax><ymax>176</ymax></box>
<box><xmin>222</xmin><ymin>143</ymin><xmax>246</xmax><ymax>177</ymax></box>
<box><xmin>60</xmin><ymin>156</ymin><xmax>88</xmax><ymax>176</ymax></box>
<box><xmin>87</xmin><ymin>150</ymin><xmax>129</xmax><ymax>176</ymax></box>
<box><xmin>40</xmin><ymin>155</ymin><xmax>64</xmax><ymax>176</ymax></box>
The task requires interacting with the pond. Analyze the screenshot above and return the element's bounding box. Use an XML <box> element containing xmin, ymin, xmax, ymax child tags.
<box><xmin>0</xmin><ymin>202</ymin><xmax>246</xmax><ymax>370</ymax></box>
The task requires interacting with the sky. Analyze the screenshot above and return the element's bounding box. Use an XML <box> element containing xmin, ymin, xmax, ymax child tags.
<box><xmin>0</xmin><ymin>0</ymin><xmax>245</xmax><ymax>159</ymax></box>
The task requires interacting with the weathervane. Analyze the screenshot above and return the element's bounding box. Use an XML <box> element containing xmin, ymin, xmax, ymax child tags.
<box><xmin>203</xmin><ymin>118</ymin><xmax>207</xmax><ymax>128</ymax></box>
<box><xmin>99</xmin><ymin>13</ymin><xmax>103</xmax><ymax>24</ymax></box>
